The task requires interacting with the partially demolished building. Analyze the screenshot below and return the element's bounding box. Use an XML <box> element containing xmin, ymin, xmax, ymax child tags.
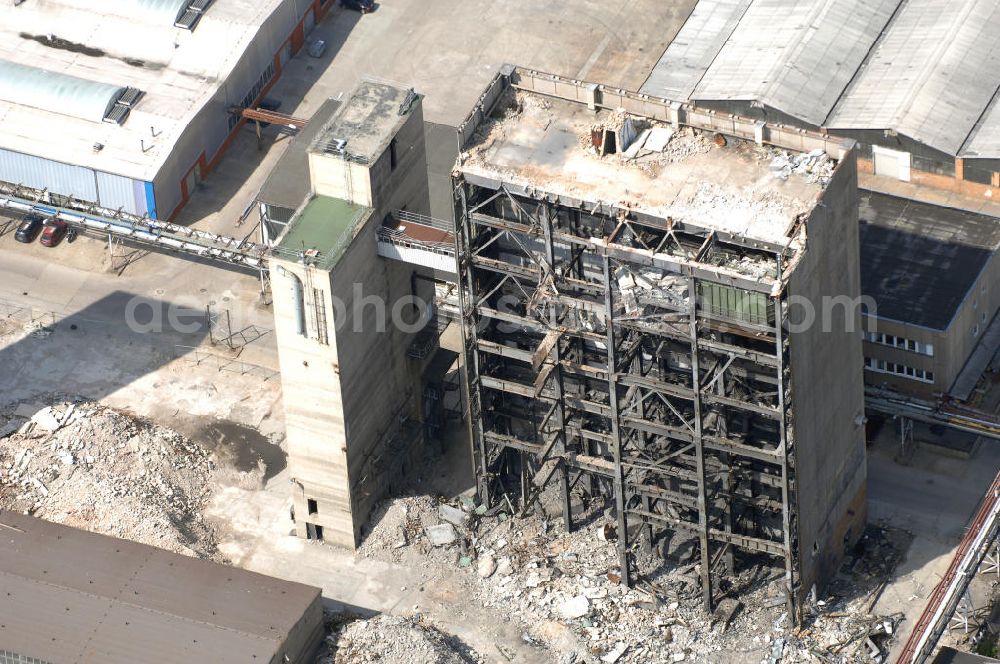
<box><xmin>453</xmin><ymin>68</ymin><xmax>868</xmax><ymax>619</ymax></box>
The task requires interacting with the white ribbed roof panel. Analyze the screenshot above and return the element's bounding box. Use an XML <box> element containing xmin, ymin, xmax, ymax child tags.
<box><xmin>639</xmin><ymin>0</ymin><xmax>751</xmax><ymax>102</ymax></box>
<box><xmin>0</xmin><ymin>60</ymin><xmax>123</xmax><ymax>123</ymax></box>
<box><xmin>828</xmin><ymin>0</ymin><xmax>1000</xmax><ymax>155</ymax></box>
<box><xmin>689</xmin><ymin>0</ymin><xmax>900</xmax><ymax>126</ymax></box>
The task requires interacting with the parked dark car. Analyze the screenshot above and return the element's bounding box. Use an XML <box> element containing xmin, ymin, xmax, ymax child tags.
<box><xmin>14</xmin><ymin>213</ymin><xmax>44</xmax><ymax>243</ymax></box>
<box><xmin>39</xmin><ymin>220</ymin><xmax>68</xmax><ymax>247</ymax></box>
<box><xmin>341</xmin><ymin>0</ymin><xmax>374</xmax><ymax>13</ymax></box>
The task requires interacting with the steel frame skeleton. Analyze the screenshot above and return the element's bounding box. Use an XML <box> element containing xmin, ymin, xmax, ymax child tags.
<box><xmin>455</xmin><ymin>181</ymin><xmax>800</xmax><ymax>618</ymax></box>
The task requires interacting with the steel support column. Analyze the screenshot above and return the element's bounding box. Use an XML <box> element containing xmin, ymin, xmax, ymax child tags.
<box><xmin>603</xmin><ymin>256</ymin><xmax>631</xmax><ymax>585</ymax></box>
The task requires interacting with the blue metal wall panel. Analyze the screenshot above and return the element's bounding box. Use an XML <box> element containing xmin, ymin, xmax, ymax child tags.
<box><xmin>142</xmin><ymin>181</ymin><xmax>157</xmax><ymax>219</ymax></box>
<box><xmin>0</xmin><ymin>147</ymin><xmax>98</xmax><ymax>200</ymax></box>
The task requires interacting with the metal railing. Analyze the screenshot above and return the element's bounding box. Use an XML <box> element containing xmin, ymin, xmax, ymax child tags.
<box><xmin>895</xmin><ymin>471</ymin><xmax>1000</xmax><ymax>663</ymax></box>
<box><xmin>175</xmin><ymin>345</ymin><xmax>279</xmax><ymax>381</ymax></box>
<box><xmin>392</xmin><ymin>209</ymin><xmax>454</xmax><ymax>233</ymax></box>
<box><xmin>377</xmin><ymin>226</ymin><xmax>455</xmax><ymax>256</ymax></box>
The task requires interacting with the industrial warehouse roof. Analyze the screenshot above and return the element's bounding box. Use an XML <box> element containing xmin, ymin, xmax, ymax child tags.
<box><xmin>0</xmin><ymin>511</ymin><xmax>322</xmax><ymax>664</ymax></box>
<box><xmin>859</xmin><ymin>191</ymin><xmax>1000</xmax><ymax>330</ymax></box>
<box><xmin>828</xmin><ymin>0</ymin><xmax>1000</xmax><ymax>156</ymax></box>
<box><xmin>642</xmin><ymin>0</ymin><xmax>1000</xmax><ymax>158</ymax></box>
<box><xmin>0</xmin><ymin>0</ymin><xmax>291</xmax><ymax>182</ymax></box>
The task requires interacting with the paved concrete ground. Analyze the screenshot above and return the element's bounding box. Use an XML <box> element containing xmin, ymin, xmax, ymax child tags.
<box><xmin>867</xmin><ymin>415</ymin><xmax>1000</xmax><ymax>660</ymax></box>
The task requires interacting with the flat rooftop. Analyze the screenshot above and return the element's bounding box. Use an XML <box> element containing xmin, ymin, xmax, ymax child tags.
<box><xmin>310</xmin><ymin>80</ymin><xmax>418</xmax><ymax>164</ymax></box>
<box><xmin>259</xmin><ymin>98</ymin><xmax>342</xmax><ymax>211</ymax></box>
<box><xmin>277</xmin><ymin>194</ymin><xmax>372</xmax><ymax>270</ymax></box>
<box><xmin>457</xmin><ymin>91</ymin><xmax>830</xmax><ymax>248</ymax></box>
<box><xmin>0</xmin><ymin>0</ymin><xmax>290</xmax><ymax>182</ymax></box>
<box><xmin>859</xmin><ymin>191</ymin><xmax>1000</xmax><ymax>330</ymax></box>
<box><xmin>0</xmin><ymin>511</ymin><xmax>321</xmax><ymax>664</ymax></box>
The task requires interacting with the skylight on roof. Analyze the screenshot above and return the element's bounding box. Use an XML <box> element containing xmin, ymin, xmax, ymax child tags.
<box><xmin>174</xmin><ymin>0</ymin><xmax>213</xmax><ymax>30</ymax></box>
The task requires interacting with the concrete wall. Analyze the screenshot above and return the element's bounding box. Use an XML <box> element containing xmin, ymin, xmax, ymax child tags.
<box><xmin>309</xmin><ymin>155</ymin><xmax>374</xmax><ymax>207</ymax></box>
<box><xmin>861</xmin><ymin>317</ymin><xmax>941</xmax><ymax>396</ymax></box>
<box><xmin>785</xmin><ymin>151</ymin><xmax>868</xmax><ymax>598</ymax></box>
<box><xmin>329</xmin><ymin>218</ymin><xmax>423</xmax><ymax>543</ymax></box>
<box><xmin>367</xmin><ymin>100</ymin><xmax>431</xmax><ymax>217</ymax></box>
<box><xmin>271</xmin><ymin>257</ymin><xmax>355</xmax><ymax>546</ymax></box>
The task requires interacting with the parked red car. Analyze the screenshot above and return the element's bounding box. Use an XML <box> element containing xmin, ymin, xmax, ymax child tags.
<box><xmin>39</xmin><ymin>220</ymin><xmax>68</xmax><ymax>247</ymax></box>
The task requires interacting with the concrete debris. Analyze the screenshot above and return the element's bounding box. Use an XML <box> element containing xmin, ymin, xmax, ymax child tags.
<box><xmin>439</xmin><ymin>503</ymin><xmax>469</xmax><ymax>528</ymax></box>
<box><xmin>425</xmin><ymin>523</ymin><xmax>458</xmax><ymax>547</ymax></box>
<box><xmin>559</xmin><ymin>595</ymin><xmax>591</xmax><ymax>619</ymax></box>
<box><xmin>477</xmin><ymin>553</ymin><xmax>497</xmax><ymax>579</ymax></box>
<box><xmin>0</xmin><ymin>395</ymin><xmax>224</xmax><ymax>560</ymax></box>
<box><xmin>358</xmin><ymin>484</ymin><xmax>909</xmax><ymax>664</ymax></box>
<box><xmin>769</xmin><ymin>148</ymin><xmax>834</xmax><ymax>185</ymax></box>
<box><xmin>30</xmin><ymin>407</ymin><xmax>62</xmax><ymax>432</ymax></box>
<box><xmin>22</xmin><ymin>320</ymin><xmax>52</xmax><ymax>338</ymax></box>
<box><xmin>643</xmin><ymin>127</ymin><xmax>674</xmax><ymax>153</ymax></box>
<box><xmin>316</xmin><ymin>612</ymin><xmax>487</xmax><ymax>664</ymax></box>
<box><xmin>601</xmin><ymin>641</ymin><xmax>628</xmax><ymax>663</ymax></box>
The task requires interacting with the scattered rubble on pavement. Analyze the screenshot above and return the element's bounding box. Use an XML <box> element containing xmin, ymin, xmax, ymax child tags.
<box><xmin>360</xmin><ymin>488</ymin><xmax>912</xmax><ymax>663</ymax></box>
<box><xmin>315</xmin><ymin>612</ymin><xmax>487</xmax><ymax>664</ymax></box>
<box><xmin>0</xmin><ymin>394</ymin><xmax>244</xmax><ymax>561</ymax></box>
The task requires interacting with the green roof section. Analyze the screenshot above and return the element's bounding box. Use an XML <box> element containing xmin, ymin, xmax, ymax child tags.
<box><xmin>275</xmin><ymin>195</ymin><xmax>372</xmax><ymax>270</ymax></box>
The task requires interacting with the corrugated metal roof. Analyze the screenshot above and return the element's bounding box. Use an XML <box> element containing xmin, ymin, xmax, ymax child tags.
<box><xmin>962</xmin><ymin>90</ymin><xmax>1000</xmax><ymax>158</ymax></box>
<box><xmin>647</xmin><ymin>0</ymin><xmax>1000</xmax><ymax>158</ymax></box>
<box><xmin>689</xmin><ymin>0</ymin><xmax>900</xmax><ymax>126</ymax></box>
<box><xmin>0</xmin><ymin>511</ymin><xmax>322</xmax><ymax>664</ymax></box>
<box><xmin>639</xmin><ymin>0</ymin><xmax>751</xmax><ymax>102</ymax></box>
<box><xmin>828</xmin><ymin>0</ymin><xmax>1000</xmax><ymax>155</ymax></box>
<box><xmin>0</xmin><ymin>60</ymin><xmax>125</xmax><ymax>124</ymax></box>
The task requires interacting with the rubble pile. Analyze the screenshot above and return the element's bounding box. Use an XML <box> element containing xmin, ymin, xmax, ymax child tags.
<box><xmin>769</xmin><ymin>149</ymin><xmax>835</xmax><ymax>185</ymax></box>
<box><xmin>0</xmin><ymin>396</ymin><xmax>223</xmax><ymax>560</ymax></box>
<box><xmin>316</xmin><ymin>613</ymin><xmax>486</xmax><ymax>664</ymax></box>
<box><xmin>357</xmin><ymin>494</ymin><xmax>446</xmax><ymax>563</ymax></box>
<box><xmin>362</xmin><ymin>487</ymin><xmax>911</xmax><ymax>663</ymax></box>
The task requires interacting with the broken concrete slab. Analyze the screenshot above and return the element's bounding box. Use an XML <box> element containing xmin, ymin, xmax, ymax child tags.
<box><xmin>643</xmin><ymin>126</ymin><xmax>674</xmax><ymax>152</ymax></box>
<box><xmin>30</xmin><ymin>407</ymin><xmax>62</xmax><ymax>432</ymax></box>
<box><xmin>438</xmin><ymin>504</ymin><xmax>469</xmax><ymax>528</ymax></box>
<box><xmin>424</xmin><ymin>523</ymin><xmax>457</xmax><ymax>547</ymax></box>
<box><xmin>713</xmin><ymin>597</ymin><xmax>742</xmax><ymax>632</ymax></box>
<box><xmin>558</xmin><ymin>595</ymin><xmax>590</xmax><ymax>619</ymax></box>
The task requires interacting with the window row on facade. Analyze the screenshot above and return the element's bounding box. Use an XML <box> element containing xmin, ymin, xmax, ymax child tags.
<box><xmin>863</xmin><ymin>331</ymin><xmax>934</xmax><ymax>357</ymax></box>
<box><xmin>864</xmin><ymin>356</ymin><xmax>934</xmax><ymax>384</ymax></box>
